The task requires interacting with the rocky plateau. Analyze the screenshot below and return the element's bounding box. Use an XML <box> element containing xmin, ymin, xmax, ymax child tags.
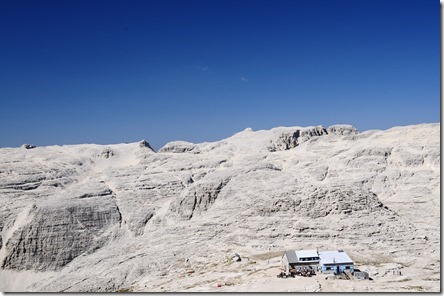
<box><xmin>0</xmin><ymin>123</ymin><xmax>440</xmax><ymax>292</ymax></box>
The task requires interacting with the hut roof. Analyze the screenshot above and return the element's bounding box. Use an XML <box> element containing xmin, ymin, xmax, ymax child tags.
<box><xmin>319</xmin><ymin>250</ymin><xmax>354</xmax><ymax>265</ymax></box>
<box><xmin>295</xmin><ymin>249</ymin><xmax>319</xmax><ymax>259</ymax></box>
<box><xmin>283</xmin><ymin>250</ymin><xmax>298</xmax><ymax>264</ymax></box>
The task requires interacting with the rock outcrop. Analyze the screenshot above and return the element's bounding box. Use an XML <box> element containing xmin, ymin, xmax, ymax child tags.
<box><xmin>267</xmin><ymin>126</ymin><xmax>328</xmax><ymax>152</ymax></box>
<box><xmin>158</xmin><ymin>141</ymin><xmax>200</xmax><ymax>154</ymax></box>
<box><xmin>327</xmin><ymin>124</ymin><xmax>359</xmax><ymax>135</ymax></box>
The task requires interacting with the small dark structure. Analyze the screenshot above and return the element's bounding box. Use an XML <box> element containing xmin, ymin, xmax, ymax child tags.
<box><xmin>354</xmin><ymin>271</ymin><xmax>369</xmax><ymax>280</ymax></box>
<box><xmin>21</xmin><ymin>144</ymin><xmax>36</xmax><ymax>149</ymax></box>
<box><xmin>231</xmin><ymin>253</ymin><xmax>241</xmax><ymax>262</ymax></box>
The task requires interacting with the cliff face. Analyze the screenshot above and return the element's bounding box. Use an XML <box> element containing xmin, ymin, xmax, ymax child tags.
<box><xmin>0</xmin><ymin>123</ymin><xmax>440</xmax><ymax>292</ymax></box>
<box><xmin>2</xmin><ymin>196</ymin><xmax>121</xmax><ymax>271</ymax></box>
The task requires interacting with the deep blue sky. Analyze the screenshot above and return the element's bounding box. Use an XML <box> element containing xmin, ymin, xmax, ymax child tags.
<box><xmin>0</xmin><ymin>0</ymin><xmax>439</xmax><ymax>149</ymax></box>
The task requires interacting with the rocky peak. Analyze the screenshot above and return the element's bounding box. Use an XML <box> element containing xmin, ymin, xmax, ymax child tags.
<box><xmin>138</xmin><ymin>140</ymin><xmax>155</xmax><ymax>151</ymax></box>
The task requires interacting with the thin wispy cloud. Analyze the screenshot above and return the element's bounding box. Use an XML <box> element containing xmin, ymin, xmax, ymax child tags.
<box><xmin>194</xmin><ymin>65</ymin><xmax>209</xmax><ymax>71</ymax></box>
<box><xmin>189</xmin><ymin>64</ymin><xmax>213</xmax><ymax>74</ymax></box>
<box><xmin>240</xmin><ymin>76</ymin><xmax>248</xmax><ymax>81</ymax></box>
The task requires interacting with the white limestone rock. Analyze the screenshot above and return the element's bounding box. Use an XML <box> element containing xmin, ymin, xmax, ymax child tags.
<box><xmin>0</xmin><ymin>123</ymin><xmax>439</xmax><ymax>292</ymax></box>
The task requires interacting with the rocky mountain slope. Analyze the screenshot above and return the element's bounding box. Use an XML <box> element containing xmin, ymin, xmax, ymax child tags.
<box><xmin>0</xmin><ymin>123</ymin><xmax>440</xmax><ymax>292</ymax></box>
